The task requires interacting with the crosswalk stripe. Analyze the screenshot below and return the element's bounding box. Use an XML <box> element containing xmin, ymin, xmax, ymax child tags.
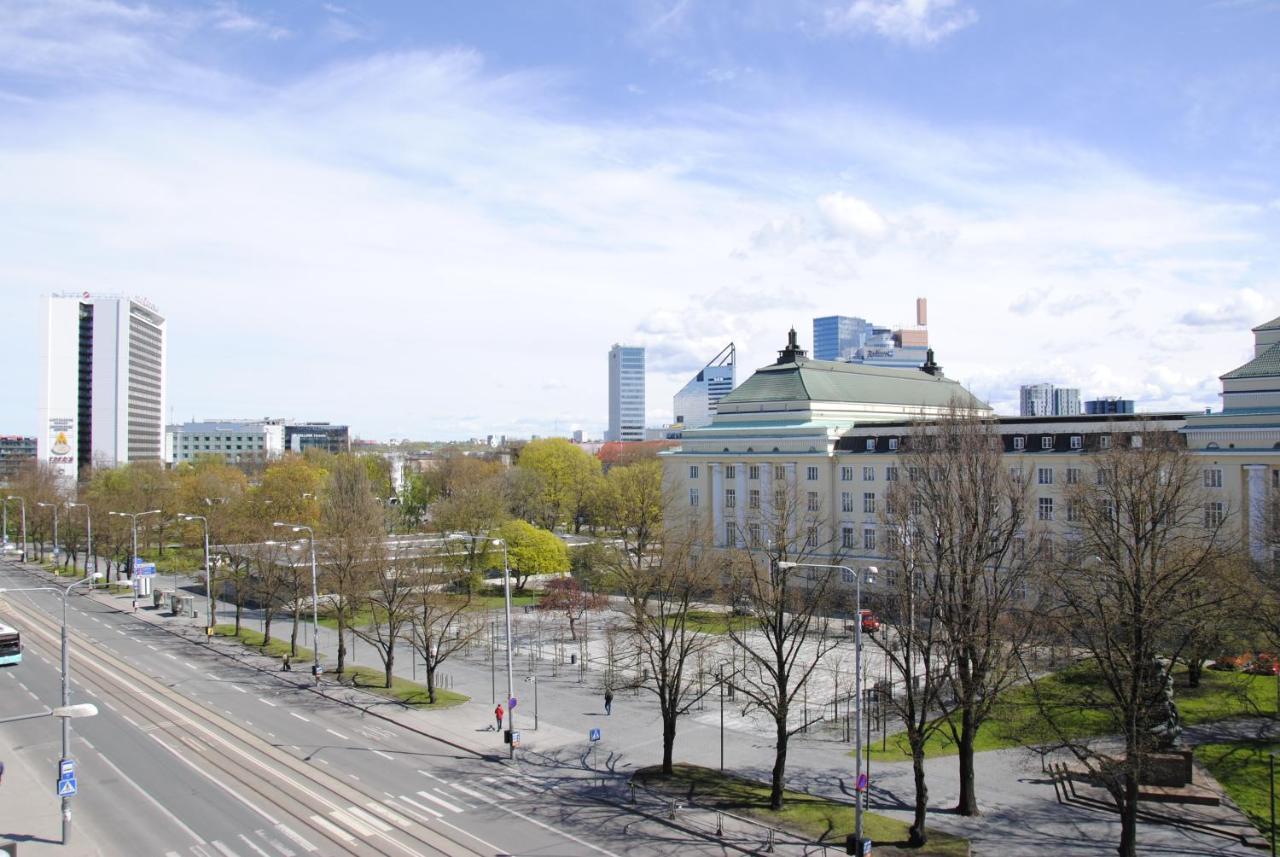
<box><xmin>260</xmin><ymin>830</ymin><xmax>296</xmax><ymax>857</ymax></box>
<box><xmin>416</xmin><ymin>789</ymin><xmax>464</xmax><ymax>814</ymax></box>
<box><xmin>345</xmin><ymin>805</ymin><xmax>392</xmax><ymax>832</ymax></box>
<box><xmin>274</xmin><ymin>824</ymin><xmax>315</xmax><ymax>854</ymax></box>
<box><xmin>210</xmin><ymin>840</ymin><xmax>241</xmax><ymax>856</ymax></box>
<box><xmin>236</xmin><ymin>834</ymin><xmax>273</xmax><ymax>857</ymax></box>
<box><xmin>397</xmin><ymin>795</ymin><xmax>443</xmax><ymax>819</ymax></box>
<box><xmin>309</xmin><ymin>814</ymin><xmax>354</xmax><ymax>843</ymax></box>
<box><xmin>387</xmin><ymin>798</ymin><xmax>436</xmax><ymax>824</ymax></box>
<box><xmin>329</xmin><ymin>808</ymin><xmax>377</xmax><ymax>837</ymax></box>
<box><xmin>366</xmin><ymin>801</ymin><xmax>411</xmax><ymax>827</ymax></box>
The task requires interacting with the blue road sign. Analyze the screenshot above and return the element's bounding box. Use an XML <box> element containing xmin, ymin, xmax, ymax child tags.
<box><xmin>856</xmin><ymin>773</ymin><xmax>868</xmax><ymax>792</ymax></box>
<box><xmin>135</xmin><ymin>562</ymin><xmax>156</xmax><ymax>577</ymax></box>
<box><xmin>589</xmin><ymin>728</ymin><xmax>601</xmax><ymax>742</ymax></box>
<box><xmin>57</xmin><ymin>776</ymin><xmax>77</xmax><ymax>797</ymax></box>
<box><xmin>508</xmin><ymin>696</ymin><xmax>518</xmax><ymax>710</ymax></box>
<box><xmin>59</xmin><ymin>759</ymin><xmax>75</xmax><ymax>778</ymax></box>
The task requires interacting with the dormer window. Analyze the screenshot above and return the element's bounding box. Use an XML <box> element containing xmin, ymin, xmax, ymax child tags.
<box><xmin>865</xmin><ymin>438</ymin><xmax>875</xmax><ymax>451</ymax></box>
<box><xmin>888</xmin><ymin>438</ymin><xmax>899</xmax><ymax>451</ymax></box>
<box><xmin>1013</xmin><ymin>436</ymin><xmax>1026</xmax><ymax>451</ymax></box>
<box><xmin>1041</xmin><ymin>436</ymin><xmax>1053</xmax><ymax>450</ymax></box>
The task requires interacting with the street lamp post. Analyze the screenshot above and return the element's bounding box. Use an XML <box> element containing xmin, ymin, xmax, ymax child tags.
<box><xmin>179</xmin><ymin>514</ymin><xmax>212</xmax><ymax>635</ymax></box>
<box><xmin>36</xmin><ymin>502</ymin><xmax>59</xmax><ymax>565</ymax></box>
<box><xmin>5</xmin><ymin>496</ymin><xmax>27</xmax><ymax>562</ymax></box>
<box><xmin>495</xmin><ymin>538</ymin><xmax>515</xmax><ymax>758</ymax></box>
<box><xmin>273</xmin><ymin>522</ymin><xmax>319</xmax><ymax>681</ymax></box>
<box><xmin>108</xmin><ymin>510</ymin><xmax>161</xmax><ymax>583</ymax></box>
<box><xmin>0</xmin><ymin>572</ymin><xmax>106</xmax><ymax>844</ymax></box>
<box><xmin>778</xmin><ymin>560</ymin><xmax>877</xmax><ymax>855</ymax></box>
<box><xmin>67</xmin><ymin>503</ymin><xmax>91</xmax><ymax>578</ymax></box>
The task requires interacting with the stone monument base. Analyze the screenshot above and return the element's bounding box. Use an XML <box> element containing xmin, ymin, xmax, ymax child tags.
<box><xmin>1139</xmin><ymin>749</ymin><xmax>1194</xmax><ymax>787</ymax></box>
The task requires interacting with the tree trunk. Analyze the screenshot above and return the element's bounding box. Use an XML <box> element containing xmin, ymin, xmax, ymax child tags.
<box><xmin>955</xmin><ymin>708</ymin><xmax>979</xmax><ymax>816</ymax></box>
<box><xmin>427</xmin><ymin>663</ymin><xmax>437</xmax><ymax>705</ymax></box>
<box><xmin>337</xmin><ymin>617</ymin><xmax>348</xmax><ymax>675</ymax></box>
<box><xmin>234</xmin><ymin>600</ymin><xmax>243</xmax><ymax>635</ymax></box>
<box><xmin>770</xmin><ymin>715</ymin><xmax>789</xmax><ymax>810</ymax></box>
<box><xmin>263</xmin><ymin>611</ymin><xmax>273</xmax><ymax>647</ymax></box>
<box><xmin>1117</xmin><ymin>773</ymin><xmax>1138</xmax><ymax>856</ymax></box>
<box><xmin>661</xmin><ymin>710</ymin><xmax>677</xmax><ymax>775</ymax></box>
<box><xmin>290</xmin><ymin>606</ymin><xmax>301</xmax><ymax>656</ymax></box>
<box><xmin>384</xmin><ymin>642</ymin><xmax>395</xmax><ymax>689</ymax></box>
<box><xmin>1186</xmin><ymin>659</ymin><xmax>1203</xmax><ymax>689</ymax></box>
<box><xmin>909</xmin><ymin>745</ymin><xmax>930</xmax><ymax>846</ymax></box>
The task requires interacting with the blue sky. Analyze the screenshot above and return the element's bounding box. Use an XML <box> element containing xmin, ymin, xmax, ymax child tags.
<box><xmin>1</xmin><ymin>0</ymin><xmax>1277</xmax><ymax>440</ymax></box>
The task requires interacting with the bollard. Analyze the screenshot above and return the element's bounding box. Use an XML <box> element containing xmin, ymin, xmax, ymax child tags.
<box><xmin>629</xmin><ymin>782</ymin><xmax>636</xmax><ymax>803</ymax></box>
<box><xmin>669</xmin><ymin>799</ymin><xmax>677</xmax><ymax>820</ymax></box>
<box><xmin>765</xmin><ymin>828</ymin><xmax>775</xmax><ymax>853</ymax></box>
<box><xmin>716</xmin><ymin>811</ymin><xmax>723</xmax><ymax>838</ymax></box>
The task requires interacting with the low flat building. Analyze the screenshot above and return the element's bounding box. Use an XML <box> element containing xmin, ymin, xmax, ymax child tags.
<box><xmin>0</xmin><ymin>436</ymin><xmax>37</xmax><ymax>482</ymax></box>
<box><xmin>167</xmin><ymin>420</ymin><xmax>285</xmax><ymax>464</ymax></box>
<box><xmin>285</xmin><ymin>422</ymin><xmax>350</xmax><ymax>455</ymax></box>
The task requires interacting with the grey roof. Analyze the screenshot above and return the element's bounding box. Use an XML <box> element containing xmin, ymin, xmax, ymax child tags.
<box><xmin>717</xmin><ymin>357</ymin><xmax>989</xmax><ymax>411</ymax></box>
<box><xmin>1222</xmin><ymin>341</ymin><xmax>1280</xmax><ymax>380</ymax></box>
<box><xmin>1253</xmin><ymin>316</ymin><xmax>1280</xmax><ymax>332</ymax></box>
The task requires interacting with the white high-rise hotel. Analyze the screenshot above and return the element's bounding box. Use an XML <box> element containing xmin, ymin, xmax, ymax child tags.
<box><xmin>606</xmin><ymin>344</ymin><xmax>645</xmax><ymax>442</ymax></box>
<box><xmin>38</xmin><ymin>293</ymin><xmax>166</xmax><ymax>481</ymax></box>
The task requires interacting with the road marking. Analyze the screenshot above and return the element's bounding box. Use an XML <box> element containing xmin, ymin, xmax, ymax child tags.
<box><xmin>290</xmin><ymin>712</ymin><xmax>309</xmax><ymax>722</ymax></box>
<box><xmin>115</xmin><ymin>628</ymin><xmax>126</xmax><ymax>635</ymax></box>
<box><xmin>206</xmin><ymin>673</ymin><xmax>220</xmax><ymax>680</ymax></box>
<box><xmin>397</xmin><ymin>795</ymin><xmax>441</xmax><ymax>818</ymax></box>
<box><xmin>184</xmin><ymin>661</ymin><xmax>197</xmax><ymax>669</ymax></box>
<box><xmin>165</xmin><ymin>653</ymin><xmax>178</xmax><ymax>660</ymax></box>
<box><xmin>308</xmin><ymin>814</ymin><xmax>354</xmax><ymax>843</ymax></box>
<box><xmin>415</xmin><ymin>789</ymin><xmax>464</xmax><ymax>814</ymax></box>
<box><xmin>366</xmin><ymin>802</ymin><xmax>411</xmax><ymax>828</ymax></box>
<box><xmin>260</xmin><ymin>832</ymin><xmax>295</xmax><ymax>856</ymax></box>
<box><xmin>372</xmin><ymin>750</ymin><xmax>394</xmax><ymax>761</ymax></box>
<box><xmin>91</xmin><ymin>617</ymin><xmax>101</xmax><ymax>624</ymax></box>
<box><xmin>457</xmin><ymin>780</ymin><xmax>622</xmax><ymax>857</ymax></box>
<box><xmin>273</xmin><ymin>823</ymin><xmax>316</xmax><ymax>853</ymax></box>
<box><xmin>147</xmin><ymin>644</ymin><xmax>158</xmax><ymax>650</ymax></box>
<box><xmin>232</xmin><ymin>684</ymin><xmax>248</xmax><ymax>693</ymax></box>
<box><xmin>325</xmin><ymin>728</ymin><xmax>348</xmax><ymax>740</ymax></box>
<box><xmin>258</xmin><ymin>697</ymin><xmax>277</xmax><ymax>707</ymax></box>
<box><xmin>236</xmin><ymin>834</ymin><xmax>273</xmax><ymax>857</ymax></box>
<box><xmin>329</xmin><ymin>808</ymin><xmax>376</xmax><ymax>837</ymax></box>
<box><xmin>388</xmin><ymin>797</ymin><xmax>439</xmax><ymax>823</ymax></box>
<box><xmin>211</xmin><ymin>841</ymin><xmax>240</xmax><ymax>857</ymax></box>
<box><xmin>93</xmin><ymin>745</ymin><xmax>207</xmax><ymax>846</ymax></box>
<box><xmin>345</xmin><ymin>805</ymin><xmax>392</xmax><ymax>832</ymax></box>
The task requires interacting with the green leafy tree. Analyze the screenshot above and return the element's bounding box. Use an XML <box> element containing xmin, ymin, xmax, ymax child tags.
<box><xmin>491</xmin><ymin>519</ymin><xmax>569</xmax><ymax>591</ymax></box>
<box><xmin>516</xmin><ymin>438</ymin><xmax>603</xmax><ymax>532</ymax></box>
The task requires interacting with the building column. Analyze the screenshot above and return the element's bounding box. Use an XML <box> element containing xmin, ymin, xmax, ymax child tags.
<box><xmin>711</xmin><ymin>463</ymin><xmax>725</xmax><ymax>548</ymax></box>
<box><xmin>1245</xmin><ymin>464</ymin><xmax>1269</xmax><ymax>562</ymax></box>
<box><xmin>735</xmin><ymin>462</ymin><xmax>748</xmax><ymax>548</ymax></box>
<box><xmin>784</xmin><ymin>462</ymin><xmax>798</xmax><ymax>549</ymax></box>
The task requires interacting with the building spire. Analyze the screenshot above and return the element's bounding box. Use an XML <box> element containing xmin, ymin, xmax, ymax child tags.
<box><xmin>776</xmin><ymin>328</ymin><xmax>808</xmax><ymax>364</ymax></box>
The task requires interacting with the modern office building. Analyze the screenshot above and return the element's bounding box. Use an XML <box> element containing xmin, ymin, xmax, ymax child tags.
<box><xmin>166</xmin><ymin>420</ymin><xmax>286</xmax><ymax>464</ymax></box>
<box><xmin>37</xmin><ymin>293</ymin><xmax>166</xmax><ymax>481</ymax></box>
<box><xmin>285</xmin><ymin>422</ymin><xmax>350</xmax><ymax>454</ymax></box>
<box><xmin>673</xmin><ymin>343</ymin><xmax>736</xmax><ymax>429</ymax></box>
<box><xmin>1085</xmin><ymin>397</ymin><xmax>1135</xmax><ymax>415</ymax></box>
<box><xmin>0</xmin><ymin>436</ymin><xmax>37</xmax><ymax>482</ymax></box>
<box><xmin>606</xmin><ymin>345</ymin><xmax>646</xmax><ymax>443</ymax></box>
<box><xmin>1021</xmin><ymin>383</ymin><xmax>1080</xmax><ymax>417</ymax></box>
<box><xmin>813</xmin><ymin>298</ymin><xmax>929</xmax><ymax>369</ymax></box>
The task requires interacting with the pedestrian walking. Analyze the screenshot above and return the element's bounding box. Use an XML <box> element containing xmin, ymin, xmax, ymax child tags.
<box><xmin>494</xmin><ymin>703</ymin><xmax>505</xmax><ymax>732</ymax></box>
<box><xmin>281</xmin><ymin>653</ymin><xmax>292</xmax><ymax>672</ymax></box>
<box><xmin>604</xmin><ymin>688</ymin><xmax>614</xmax><ymax>716</ymax></box>
<box><xmin>131</xmin><ymin>598</ymin><xmax>138</xmax><ymax>613</ymax></box>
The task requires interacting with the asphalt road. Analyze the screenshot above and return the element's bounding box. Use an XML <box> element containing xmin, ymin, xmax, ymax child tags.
<box><xmin>0</xmin><ymin>560</ymin><xmax>763</xmax><ymax>857</ymax></box>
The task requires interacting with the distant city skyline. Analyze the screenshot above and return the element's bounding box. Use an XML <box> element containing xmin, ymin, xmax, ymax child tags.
<box><xmin>1</xmin><ymin>2</ymin><xmax>1277</xmax><ymax>440</ymax></box>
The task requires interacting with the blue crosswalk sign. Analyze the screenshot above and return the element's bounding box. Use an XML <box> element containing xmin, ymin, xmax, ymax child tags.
<box><xmin>57</xmin><ymin>776</ymin><xmax>77</xmax><ymax>797</ymax></box>
<box><xmin>589</xmin><ymin>728</ymin><xmax>601</xmax><ymax>742</ymax></box>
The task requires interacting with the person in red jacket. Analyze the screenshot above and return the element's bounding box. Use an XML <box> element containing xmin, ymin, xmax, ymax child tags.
<box><xmin>494</xmin><ymin>703</ymin><xmax>504</xmax><ymax>732</ymax></box>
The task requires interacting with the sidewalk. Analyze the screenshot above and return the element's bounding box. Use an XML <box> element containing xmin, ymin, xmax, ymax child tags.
<box><xmin>0</xmin><ymin>737</ymin><xmax>96</xmax><ymax>857</ymax></box>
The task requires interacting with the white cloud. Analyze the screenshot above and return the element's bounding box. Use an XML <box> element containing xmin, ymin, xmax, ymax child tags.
<box><xmin>1177</xmin><ymin>287</ymin><xmax>1276</xmax><ymax>328</ymax></box>
<box><xmin>817</xmin><ymin>192</ymin><xmax>890</xmax><ymax>244</ymax></box>
<box><xmin>825</xmin><ymin>0</ymin><xmax>978</xmax><ymax>46</ymax></box>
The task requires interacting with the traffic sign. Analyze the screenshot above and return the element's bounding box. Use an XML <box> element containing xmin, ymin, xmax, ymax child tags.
<box><xmin>589</xmin><ymin>728</ymin><xmax>601</xmax><ymax>742</ymax></box>
<box><xmin>508</xmin><ymin>696</ymin><xmax>518</xmax><ymax>710</ymax></box>
<box><xmin>511</xmin><ymin>731</ymin><xmax>521</xmax><ymax>747</ymax></box>
<box><xmin>134</xmin><ymin>562</ymin><xmax>156</xmax><ymax>577</ymax></box>
<box><xmin>59</xmin><ymin>759</ymin><xmax>75</xmax><ymax>778</ymax></box>
<box><xmin>856</xmin><ymin>772</ymin><xmax>868</xmax><ymax>792</ymax></box>
<box><xmin>57</xmin><ymin>776</ymin><xmax>77</xmax><ymax>797</ymax></box>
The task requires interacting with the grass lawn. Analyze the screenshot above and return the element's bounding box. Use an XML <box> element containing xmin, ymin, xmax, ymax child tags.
<box><xmin>213</xmin><ymin>624</ymin><xmax>467</xmax><ymax>708</ymax></box>
<box><xmin>678</xmin><ymin>610</ymin><xmax>740</xmax><ymax>635</ymax></box>
<box><xmin>869</xmin><ymin>663</ymin><xmax>1278</xmax><ymax>762</ymax></box>
<box><xmin>1195</xmin><ymin>741</ymin><xmax>1278</xmax><ymax>845</ymax></box>
<box><xmin>633</xmin><ymin>764</ymin><xmax>968</xmax><ymax>856</ymax></box>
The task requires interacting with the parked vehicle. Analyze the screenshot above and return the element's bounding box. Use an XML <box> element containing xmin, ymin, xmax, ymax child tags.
<box><xmin>859</xmin><ymin>609</ymin><xmax>881</xmax><ymax>634</ymax></box>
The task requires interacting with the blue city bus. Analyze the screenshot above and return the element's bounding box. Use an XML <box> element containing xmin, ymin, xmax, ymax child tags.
<box><xmin>0</xmin><ymin>622</ymin><xmax>21</xmax><ymax>666</ymax></box>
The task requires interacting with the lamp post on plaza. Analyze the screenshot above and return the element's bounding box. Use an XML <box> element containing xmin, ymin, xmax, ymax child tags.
<box><xmin>67</xmin><ymin>502</ymin><xmax>91</xmax><ymax>577</ymax></box>
<box><xmin>273</xmin><ymin>522</ymin><xmax>319</xmax><ymax>681</ymax></box>
<box><xmin>108</xmin><ymin>510</ymin><xmax>160</xmax><ymax>583</ymax></box>
<box><xmin>494</xmin><ymin>537</ymin><xmax>515</xmax><ymax>758</ymax></box>
<box><xmin>777</xmin><ymin>561</ymin><xmax>877</xmax><ymax>856</ymax></box>
<box><xmin>4</xmin><ymin>495</ymin><xmax>28</xmax><ymax>561</ymax></box>
<box><xmin>36</xmin><ymin>501</ymin><xmax>59</xmax><ymax>565</ymax></box>
<box><xmin>0</xmin><ymin>572</ymin><xmax>106</xmax><ymax>844</ymax></box>
<box><xmin>178</xmin><ymin>513</ymin><xmax>213</xmax><ymax>635</ymax></box>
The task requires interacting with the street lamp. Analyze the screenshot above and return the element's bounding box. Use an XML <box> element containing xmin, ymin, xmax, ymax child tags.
<box><xmin>0</xmin><ymin>572</ymin><xmax>105</xmax><ymax>844</ymax></box>
<box><xmin>778</xmin><ymin>560</ymin><xmax>877</xmax><ymax>855</ymax></box>
<box><xmin>36</xmin><ymin>501</ymin><xmax>59</xmax><ymax>565</ymax></box>
<box><xmin>494</xmin><ymin>537</ymin><xmax>516</xmax><ymax>758</ymax></box>
<box><xmin>67</xmin><ymin>502</ymin><xmax>91</xmax><ymax>578</ymax></box>
<box><xmin>4</xmin><ymin>495</ymin><xmax>27</xmax><ymax>562</ymax></box>
<box><xmin>273</xmin><ymin>522</ymin><xmax>319</xmax><ymax>682</ymax></box>
<box><xmin>107</xmin><ymin>510</ymin><xmax>161</xmax><ymax>583</ymax></box>
<box><xmin>178</xmin><ymin>513</ymin><xmax>212</xmax><ymax>636</ymax></box>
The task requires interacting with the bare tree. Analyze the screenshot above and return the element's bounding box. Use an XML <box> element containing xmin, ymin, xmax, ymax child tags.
<box><xmin>616</xmin><ymin>531</ymin><xmax>719</xmax><ymax>774</ymax></box>
<box><xmin>410</xmin><ymin>553</ymin><xmax>485</xmax><ymax>703</ymax></box>
<box><xmin>1033</xmin><ymin>429</ymin><xmax>1234</xmax><ymax>857</ymax></box>
<box><xmin>354</xmin><ymin>541</ymin><xmax>419</xmax><ymax>689</ymax></box>
<box><xmin>540</xmin><ymin>577</ymin><xmax>606</xmax><ymax>642</ymax></box>
<box><xmin>896</xmin><ymin>408</ymin><xmax>1038</xmax><ymax>816</ymax></box>
<box><xmin>319</xmin><ymin>456</ymin><xmax>383</xmax><ymax>676</ymax></box>
<box><xmin>254</xmin><ymin>541</ymin><xmax>292</xmax><ymax>647</ymax></box>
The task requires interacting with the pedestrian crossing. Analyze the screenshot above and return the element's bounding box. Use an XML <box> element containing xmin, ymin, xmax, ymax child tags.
<box><xmin>162</xmin><ymin>773</ymin><xmax>540</xmax><ymax>856</ymax></box>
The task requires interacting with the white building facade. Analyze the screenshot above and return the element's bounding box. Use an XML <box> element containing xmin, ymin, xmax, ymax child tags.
<box><xmin>607</xmin><ymin>344</ymin><xmax>646</xmax><ymax>442</ymax></box>
<box><xmin>673</xmin><ymin>343</ymin><xmax>736</xmax><ymax>430</ymax></box>
<box><xmin>166</xmin><ymin>420</ymin><xmax>286</xmax><ymax>464</ymax></box>
<box><xmin>38</xmin><ymin>293</ymin><xmax>166</xmax><ymax>481</ymax></box>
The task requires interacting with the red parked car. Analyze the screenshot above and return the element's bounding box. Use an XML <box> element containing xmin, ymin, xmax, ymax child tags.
<box><xmin>1246</xmin><ymin>654</ymin><xmax>1280</xmax><ymax>675</ymax></box>
<box><xmin>859</xmin><ymin>609</ymin><xmax>881</xmax><ymax>634</ymax></box>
